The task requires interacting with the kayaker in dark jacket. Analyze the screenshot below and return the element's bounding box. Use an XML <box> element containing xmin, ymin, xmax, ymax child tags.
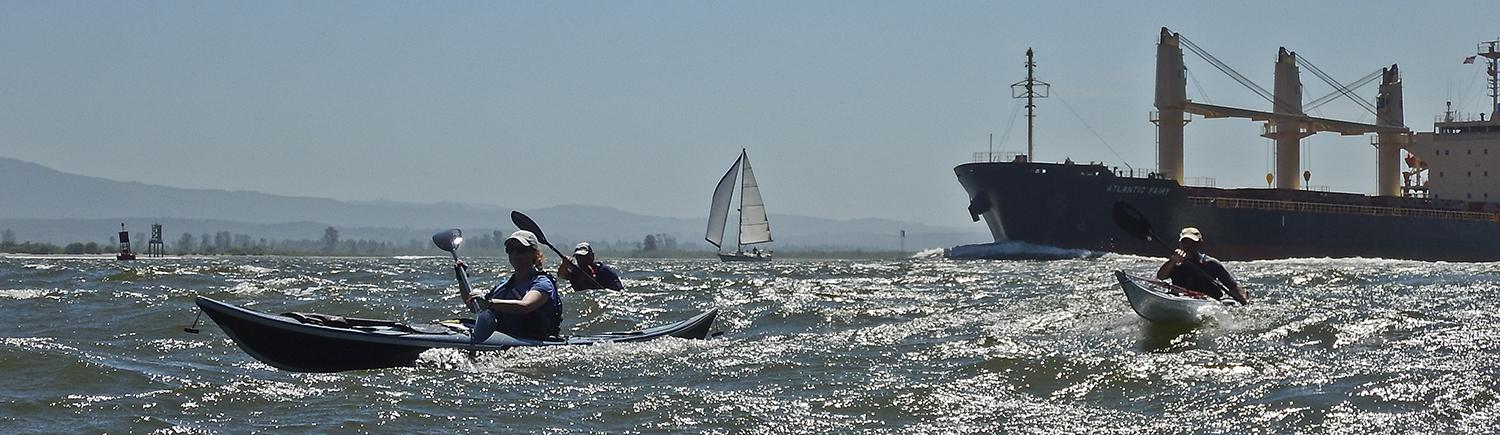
<box><xmin>1156</xmin><ymin>227</ymin><xmax>1250</xmax><ymax>305</ymax></box>
<box><xmin>459</xmin><ymin>230</ymin><xmax>562</xmax><ymax>341</ymax></box>
<box><xmin>556</xmin><ymin>242</ymin><xmax>625</xmax><ymax>291</ymax></box>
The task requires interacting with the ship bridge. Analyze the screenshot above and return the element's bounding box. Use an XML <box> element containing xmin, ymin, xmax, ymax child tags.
<box><xmin>1401</xmin><ymin>38</ymin><xmax>1500</xmax><ymax>203</ymax></box>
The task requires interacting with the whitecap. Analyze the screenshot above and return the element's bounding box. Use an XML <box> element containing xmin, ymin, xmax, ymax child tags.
<box><xmin>0</xmin><ymin>288</ymin><xmax>52</xmax><ymax>299</ymax></box>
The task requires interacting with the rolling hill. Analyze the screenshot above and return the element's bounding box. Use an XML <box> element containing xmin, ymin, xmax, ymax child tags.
<box><xmin>0</xmin><ymin>157</ymin><xmax>987</xmax><ymax>251</ymax></box>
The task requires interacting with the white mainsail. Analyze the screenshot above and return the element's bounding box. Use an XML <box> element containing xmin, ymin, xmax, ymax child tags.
<box><xmin>737</xmin><ymin>152</ymin><xmax>772</xmax><ymax>245</ymax></box>
<box><xmin>705</xmin><ymin>153</ymin><xmax>742</xmax><ymax>249</ymax></box>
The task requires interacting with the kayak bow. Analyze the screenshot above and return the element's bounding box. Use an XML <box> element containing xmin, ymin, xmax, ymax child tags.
<box><xmin>1115</xmin><ymin>270</ymin><xmax>1233</xmax><ymax>325</ymax></box>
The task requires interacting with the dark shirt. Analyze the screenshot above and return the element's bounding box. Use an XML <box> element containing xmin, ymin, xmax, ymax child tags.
<box><xmin>562</xmin><ymin>261</ymin><xmax>625</xmax><ymax>290</ymax></box>
<box><xmin>486</xmin><ymin>272</ymin><xmax>562</xmax><ymax>338</ymax></box>
<box><xmin>1166</xmin><ymin>253</ymin><xmax>1238</xmax><ymax>300</ymax></box>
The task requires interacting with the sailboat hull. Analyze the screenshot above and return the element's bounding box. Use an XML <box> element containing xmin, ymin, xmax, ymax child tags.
<box><xmin>718</xmin><ymin>252</ymin><xmax>772</xmax><ymax>262</ymax></box>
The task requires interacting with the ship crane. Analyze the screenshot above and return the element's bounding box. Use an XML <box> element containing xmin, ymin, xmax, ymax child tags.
<box><xmin>1304</xmin><ymin>70</ymin><xmax>1383</xmax><ymax>113</ymax></box>
<box><xmin>1154</xmin><ymin>27</ymin><xmax>1410</xmax><ymax>195</ymax></box>
<box><xmin>1175</xmin><ymin>39</ymin><xmax>1386</xmax><ymax>123</ymax></box>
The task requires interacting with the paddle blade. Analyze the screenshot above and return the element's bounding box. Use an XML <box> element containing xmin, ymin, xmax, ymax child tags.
<box><xmin>510</xmin><ymin>211</ymin><xmax>549</xmax><ymax>245</ymax></box>
<box><xmin>1111</xmin><ymin>201</ymin><xmax>1154</xmax><ymax>242</ymax></box>
<box><xmin>432</xmin><ymin>229</ymin><xmax>463</xmax><ymax>252</ymax></box>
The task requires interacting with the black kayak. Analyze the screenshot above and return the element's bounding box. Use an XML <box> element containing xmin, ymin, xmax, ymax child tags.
<box><xmin>196</xmin><ymin>296</ymin><xmax>719</xmax><ymax>373</ymax></box>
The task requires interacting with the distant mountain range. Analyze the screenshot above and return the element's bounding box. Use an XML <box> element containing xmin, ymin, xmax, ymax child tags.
<box><xmin>0</xmin><ymin>157</ymin><xmax>987</xmax><ymax>251</ymax></box>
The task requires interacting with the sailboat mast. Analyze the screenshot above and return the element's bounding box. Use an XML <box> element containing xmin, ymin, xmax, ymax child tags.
<box><xmin>737</xmin><ymin>152</ymin><xmax>745</xmax><ymax>253</ymax></box>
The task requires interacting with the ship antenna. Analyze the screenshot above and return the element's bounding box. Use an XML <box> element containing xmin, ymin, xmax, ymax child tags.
<box><xmin>1012</xmin><ymin>48</ymin><xmax>1049</xmax><ymax>161</ymax></box>
<box><xmin>1483</xmin><ymin>39</ymin><xmax>1500</xmax><ymax>119</ymax></box>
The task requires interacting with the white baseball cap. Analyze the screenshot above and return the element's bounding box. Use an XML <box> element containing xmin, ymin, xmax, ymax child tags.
<box><xmin>505</xmin><ymin>230</ymin><xmax>539</xmax><ymax>248</ymax></box>
<box><xmin>1179</xmin><ymin>227</ymin><xmax>1202</xmax><ymax>242</ymax></box>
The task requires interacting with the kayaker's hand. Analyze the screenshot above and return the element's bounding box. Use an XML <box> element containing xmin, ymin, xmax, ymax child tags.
<box><xmin>454</xmin><ymin>260</ymin><xmax>468</xmax><ymax>271</ymax></box>
<box><xmin>1170</xmin><ymin>249</ymin><xmax>1187</xmax><ymax>265</ymax></box>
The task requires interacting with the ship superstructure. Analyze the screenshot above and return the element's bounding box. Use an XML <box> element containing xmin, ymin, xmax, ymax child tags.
<box><xmin>1406</xmin><ymin>40</ymin><xmax>1500</xmax><ymax>202</ymax></box>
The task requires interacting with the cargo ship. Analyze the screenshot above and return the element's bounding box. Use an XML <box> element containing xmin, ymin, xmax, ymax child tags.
<box><xmin>955</xmin><ymin>29</ymin><xmax>1500</xmax><ymax>261</ymax></box>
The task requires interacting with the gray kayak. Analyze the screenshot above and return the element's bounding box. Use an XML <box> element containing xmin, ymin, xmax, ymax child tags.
<box><xmin>1115</xmin><ymin>270</ymin><xmax>1233</xmax><ymax>324</ymax></box>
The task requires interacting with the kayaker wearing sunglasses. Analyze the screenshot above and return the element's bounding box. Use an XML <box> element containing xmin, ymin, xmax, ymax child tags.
<box><xmin>456</xmin><ymin>230</ymin><xmax>562</xmax><ymax>341</ymax></box>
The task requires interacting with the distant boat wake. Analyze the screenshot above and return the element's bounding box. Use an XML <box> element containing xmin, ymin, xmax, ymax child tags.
<box><xmin>935</xmin><ymin>241</ymin><xmax>1103</xmax><ymax>260</ymax></box>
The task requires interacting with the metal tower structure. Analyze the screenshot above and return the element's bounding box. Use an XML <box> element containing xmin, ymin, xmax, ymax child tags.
<box><xmin>1479</xmin><ymin>39</ymin><xmax>1500</xmax><ymax>118</ymax></box>
<box><xmin>1012</xmin><ymin>48</ymin><xmax>1049</xmax><ymax>161</ymax></box>
<box><xmin>148</xmin><ymin>223</ymin><xmax>165</xmax><ymax>257</ymax></box>
<box><xmin>1154</xmin><ymin>28</ymin><xmax>1408</xmax><ymax>194</ymax></box>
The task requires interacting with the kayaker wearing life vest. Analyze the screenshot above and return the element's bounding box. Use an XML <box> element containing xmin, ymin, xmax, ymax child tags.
<box><xmin>557</xmin><ymin>242</ymin><xmax>625</xmax><ymax>290</ymax></box>
<box><xmin>1156</xmin><ymin>227</ymin><xmax>1250</xmax><ymax>305</ymax></box>
<box><xmin>459</xmin><ymin>230</ymin><xmax>562</xmax><ymax>341</ymax></box>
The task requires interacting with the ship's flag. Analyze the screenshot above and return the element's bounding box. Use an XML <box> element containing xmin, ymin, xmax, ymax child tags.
<box><xmin>1464</xmin><ymin>55</ymin><xmax>1477</xmax><ymax>64</ymax></box>
<box><xmin>1405</xmin><ymin>152</ymin><xmax>1428</xmax><ymax>169</ymax></box>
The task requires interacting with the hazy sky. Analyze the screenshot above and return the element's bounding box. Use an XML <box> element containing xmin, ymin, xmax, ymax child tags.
<box><xmin>3</xmin><ymin>2</ymin><xmax>1498</xmax><ymax>228</ymax></box>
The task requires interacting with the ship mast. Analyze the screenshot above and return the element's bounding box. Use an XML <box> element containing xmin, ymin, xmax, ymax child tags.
<box><xmin>1012</xmin><ymin>48</ymin><xmax>1049</xmax><ymax>161</ymax></box>
<box><xmin>1481</xmin><ymin>39</ymin><xmax>1500</xmax><ymax>119</ymax></box>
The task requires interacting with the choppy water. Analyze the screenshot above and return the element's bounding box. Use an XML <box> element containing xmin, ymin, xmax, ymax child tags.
<box><xmin>2</xmin><ymin>253</ymin><xmax>1499</xmax><ymax>433</ymax></box>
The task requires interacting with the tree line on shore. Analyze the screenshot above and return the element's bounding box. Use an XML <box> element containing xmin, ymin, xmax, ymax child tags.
<box><xmin>0</xmin><ymin>228</ymin><xmax>909</xmax><ymax>259</ymax></box>
<box><xmin>0</xmin><ymin>227</ymin><xmax>698</xmax><ymax>257</ymax></box>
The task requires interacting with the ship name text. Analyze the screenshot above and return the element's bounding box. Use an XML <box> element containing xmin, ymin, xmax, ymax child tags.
<box><xmin>1105</xmin><ymin>185</ymin><xmax>1170</xmax><ymax>195</ymax></box>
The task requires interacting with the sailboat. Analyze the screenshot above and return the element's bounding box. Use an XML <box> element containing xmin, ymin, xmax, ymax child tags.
<box><xmin>706</xmin><ymin>149</ymin><xmax>773</xmax><ymax>262</ymax></box>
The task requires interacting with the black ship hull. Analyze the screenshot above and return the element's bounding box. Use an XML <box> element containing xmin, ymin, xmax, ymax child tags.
<box><xmin>956</xmin><ymin>161</ymin><xmax>1500</xmax><ymax>261</ymax></box>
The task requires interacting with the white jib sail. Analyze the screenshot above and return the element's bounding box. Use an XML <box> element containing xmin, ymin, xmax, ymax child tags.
<box><xmin>738</xmin><ymin>151</ymin><xmax>772</xmax><ymax>245</ymax></box>
<box><xmin>705</xmin><ymin>153</ymin><xmax>742</xmax><ymax>249</ymax></box>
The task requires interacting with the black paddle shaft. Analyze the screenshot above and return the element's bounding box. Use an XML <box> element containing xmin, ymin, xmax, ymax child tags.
<box><xmin>510</xmin><ymin>211</ymin><xmax>613</xmax><ymax>291</ymax></box>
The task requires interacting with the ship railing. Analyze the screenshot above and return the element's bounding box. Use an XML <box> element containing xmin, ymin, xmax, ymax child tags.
<box><xmin>973</xmin><ymin>152</ymin><xmax>1024</xmax><ymax>163</ymax></box>
<box><xmin>1112</xmin><ymin>167</ymin><xmax>1156</xmax><ymax>179</ymax></box>
<box><xmin>1434</xmin><ymin>113</ymin><xmax>1494</xmax><ymax>124</ymax></box>
<box><xmin>1189</xmin><ymin>196</ymin><xmax>1499</xmax><ymax>222</ymax></box>
<box><xmin>1482</xmin><ymin>40</ymin><xmax>1500</xmax><ymax>56</ymax></box>
<box><xmin>1106</xmin><ymin>169</ymin><xmax>1214</xmax><ymax>186</ymax></box>
<box><xmin>1183</xmin><ymin>177</ymin><xmax>1216</xmax><ymax>188</ymax></box>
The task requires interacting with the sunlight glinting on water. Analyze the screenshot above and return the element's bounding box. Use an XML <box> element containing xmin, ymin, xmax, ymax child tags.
<box><xmin>1</xmin><ymin>254</ymin><xmax>1499</xmax><ymax>432</ymax></box>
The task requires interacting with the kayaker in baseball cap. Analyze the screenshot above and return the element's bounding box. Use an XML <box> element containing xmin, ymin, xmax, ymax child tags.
<box><xmin>556</xmin><ymin>241</ymin><xmax>625</xmax><ymax>290</ymax></box>
<box><xmin>1156</xmin><ymin>227</ymin><xmax>1249</xmax><ymax>304</ymax></box>
<box><xmin>458</xmin><ymin>230</ymin><xmax>563</xmax><ymax>341</ymax></box>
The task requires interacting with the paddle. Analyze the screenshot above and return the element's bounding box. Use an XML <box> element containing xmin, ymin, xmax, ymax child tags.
<box><xmin>432</xmin><ymin>229</ymin><xmax>476</xmax><ymax>306</ymax></box>
<box><xmin>510</xmin><ymin>211</ymin><xmax>612</xmax><ymax>291</ymax></box>
<box><xmin>183</xmin><ymin>308</ymin><xmax>203</xmax><ymax>334</ymax></box>
<box><xmin>1111</xmin><ymin>201</ymin><xmax>1166</xmax><ymax>247</ymax></box>
<box><xmin>1110</xmin><ymin>201</ymin><xmax>1241</xmax><ymax>303</ymax></box>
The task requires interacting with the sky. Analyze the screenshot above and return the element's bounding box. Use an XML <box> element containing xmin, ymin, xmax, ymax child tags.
<box><xmin>2</xmin><ymin>1</ymin><xmax>1498</xmax><ymax>228</ymax></box>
